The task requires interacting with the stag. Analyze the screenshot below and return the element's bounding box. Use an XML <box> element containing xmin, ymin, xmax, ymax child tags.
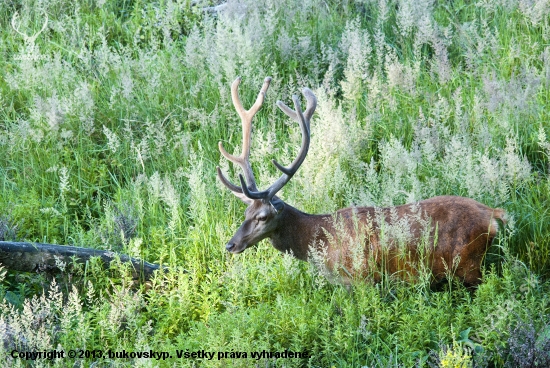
<box><xmin>217</xmin><ymin>77</ymin><xmax>506</xmax><ymax>286</ymax></box>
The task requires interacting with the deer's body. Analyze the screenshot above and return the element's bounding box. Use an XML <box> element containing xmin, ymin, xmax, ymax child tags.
<box><xmin>263</xmin><ymin>196</ymin><xmax>504</xmax><ymax>286</ymax></box>
<box><xmin>217</xmin><ymin>77</ymin><xmax>506</xmax><ymax>287</ymax></box>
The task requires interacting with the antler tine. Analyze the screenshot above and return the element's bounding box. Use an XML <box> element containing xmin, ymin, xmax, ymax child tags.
<box><xmin>216</xmin><ymin>167</ymin><xmax>243</xmax><ymax>193</ymax></box>
<box><xmin>242</xmin><ymin>88</ymin><xmax>317</xmax><ymax>201</ymax></box>
<box><xmin>275</xmin><ymin>87</ymin><xmax>317</xmax><ymax>131</ymax></box>
<box><xmin>218</xmin><ymin>77</ymin><xmax>272</xmax><ymax>193</ymax></box>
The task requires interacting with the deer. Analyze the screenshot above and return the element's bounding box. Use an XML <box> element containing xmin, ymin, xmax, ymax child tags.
<box><xmin>216</xmin><ymin>77</ymin><xmax>507</xmax><ymax>287</ymax></box>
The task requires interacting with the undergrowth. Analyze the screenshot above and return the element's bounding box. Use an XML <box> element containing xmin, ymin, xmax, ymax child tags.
<box><xmin>0</xmin><ymin>0</ymin><xmax>549</xmax><ymax>366</ymax></box>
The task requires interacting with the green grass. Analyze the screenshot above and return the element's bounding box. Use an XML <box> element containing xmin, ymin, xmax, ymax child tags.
<box><xmin>1</xmin><ymin>0</ymin><xmax>550</xmax><ymax>366</ymax></box>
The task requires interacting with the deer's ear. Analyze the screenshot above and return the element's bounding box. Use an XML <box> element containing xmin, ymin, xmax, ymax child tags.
<box><xmin>270</xmin><ymin>198</ymin><xmax>284</xmax><ymax>213</ymax></box>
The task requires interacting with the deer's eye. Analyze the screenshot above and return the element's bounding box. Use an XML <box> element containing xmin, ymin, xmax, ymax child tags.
<box><xmin>256</xmin><ymin>215</ymin><xmax>267</xmax><ymax>222</ymax></box>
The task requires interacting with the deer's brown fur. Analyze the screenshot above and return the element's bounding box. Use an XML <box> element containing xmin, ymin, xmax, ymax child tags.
<box><xmin>264</xmin><ymin>196</ymin><xmax>505</xmax><ymax>286</ymax></box>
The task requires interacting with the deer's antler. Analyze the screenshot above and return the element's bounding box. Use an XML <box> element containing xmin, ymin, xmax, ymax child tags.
<box><xmin>217</xmin><ymin>77</ymin><xmax>317</xmax><ymax>203</ymax></box>
<box><xmin>217</xmin><ymin>77</ymin><xmax>271</xmax><ymax>200</ymax></box>
<box><xmin>240</xmin><ymin>88</ymin><xmax>316</xmax><ymax>200</ymax></box>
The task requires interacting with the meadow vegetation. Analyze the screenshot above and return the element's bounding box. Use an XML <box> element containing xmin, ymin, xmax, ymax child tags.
<box><xmin>0</xmin><ymin>0</ymin><xmax>549</xmax><ymax>366</ymax></box>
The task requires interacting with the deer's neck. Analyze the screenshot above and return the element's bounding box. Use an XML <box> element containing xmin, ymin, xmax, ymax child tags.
<box><xmin>269</xmin><ymin>204</ymin><xmax>330</xmax><ymax>261</ymax></box>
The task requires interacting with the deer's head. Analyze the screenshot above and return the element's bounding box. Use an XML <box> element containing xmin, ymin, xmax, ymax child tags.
<box><xmin>217</xmin><ymin>77</ymin><xmax>316</xmax><ymax>254</ymax></box>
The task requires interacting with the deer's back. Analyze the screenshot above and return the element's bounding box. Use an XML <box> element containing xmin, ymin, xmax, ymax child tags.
<box><xmin>323</xmin><ymin>196</ymin><xmax>505</xmax><ymax>285</ymax></box>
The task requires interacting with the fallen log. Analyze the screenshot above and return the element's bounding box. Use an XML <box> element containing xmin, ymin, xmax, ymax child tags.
<box><xmin>0</xmin><ymin>241</ymin><xmax>162</xmax><ymax>281</ymax></box>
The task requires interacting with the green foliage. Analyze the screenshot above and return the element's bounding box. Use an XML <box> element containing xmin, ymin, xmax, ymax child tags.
<box><xmin>0</xmin><ymin>0</ymin><xmax>549</xmax><ymax>366</ymax></box>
